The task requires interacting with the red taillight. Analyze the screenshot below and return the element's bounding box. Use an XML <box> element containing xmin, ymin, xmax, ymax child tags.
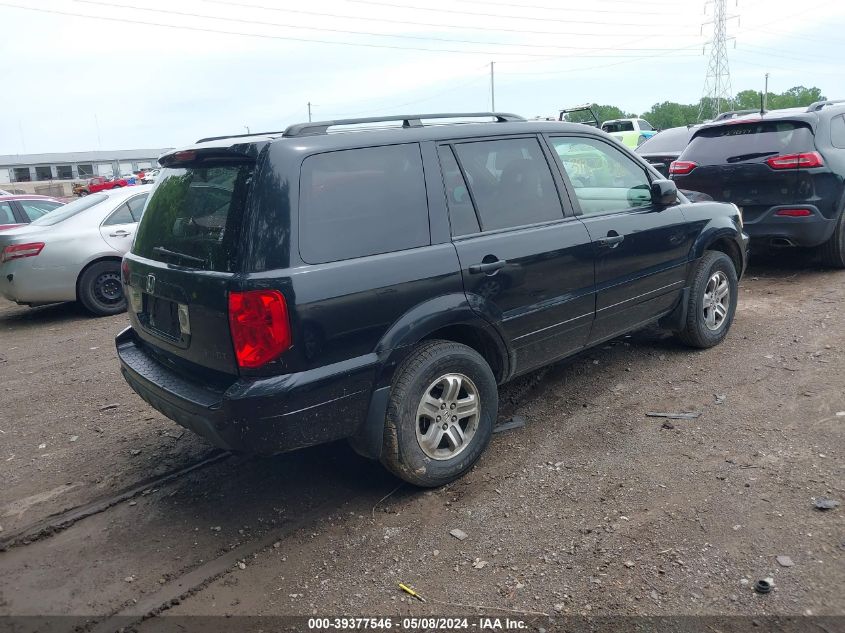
<box><xmin>1</xmin><ymin>242</ymin><xmax>45</xmax><ymax>263</ymax></box>
<box><xmin>766</xmin><ymin>151</ymin><xmax>824</xmax><ymax>170</ymax></box>
<box><xmin>775</xmin><ymin>208</ymin><xmax>813</xmax><ymax>217</ymax></box>
<box><xmin>669</xmin><ymin>160</ymin><xmax>697</xmax><ymax>175</ymax></box>
<box><xmin>228</xmin><ymin>289</ymin><xmax>291</xmax><ymax>369</ymax></box>
<box><xmin>172</xmin><ymin>150</ymin><xmax>197</xmax><ymax>162</ymax></box>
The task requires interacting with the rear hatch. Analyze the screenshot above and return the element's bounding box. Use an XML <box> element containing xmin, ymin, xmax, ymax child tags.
<box><xmin>672</xmin><ymin>119</ymin><xmax>818</xmax><ymax>222</ymax></box>
<box><xmin>125</xmin><ymin>155</ymin><xmax>257</xmax><ymax>380</ymax></box>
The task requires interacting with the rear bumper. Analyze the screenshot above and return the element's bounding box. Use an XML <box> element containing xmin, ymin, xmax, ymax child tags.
<box><xmin>743</xmin><ymin>205</ymin><xmax>837</xmax><ymax>247</ymax></box>
<box><xmin>0</xmin><ymin>262</ymin><xmax>77</xmax><ymax>305</ymax></box>
<box><xmin>116</xmin><ymin>327</ymin><xmax>377</xmax><ymax>453</ymax></box>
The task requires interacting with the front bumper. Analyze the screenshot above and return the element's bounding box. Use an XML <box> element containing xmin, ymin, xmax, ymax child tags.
<box><xmin>116</xmin><ymin>327</ymin><xmax>377</xmax><ymax>453</ymax></box>
<box><xmin>742</xmin><ymin>205</ymin><xmax>836</xmax><ymax>248</ymax></box>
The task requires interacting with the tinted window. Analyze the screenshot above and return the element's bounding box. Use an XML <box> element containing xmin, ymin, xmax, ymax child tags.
<box><xmin>453</xmin><ymin>138</ymin><xmax>563</xmax><ymax>231</ymax></box>
<box><xmin>683</xmin><ymin>121</ymin><xmax>815</xmax><ymax>165</ymax></box>
<box><xmin>18</xmin><ymin>199</ymin><xmax>63</xmax><ymax>222</ymax></box>
<box><xmin>637</xmin><ymin>126</ymin><xmax>694</xmax><ymax>154</ymax></box>
<box><xmin>552</xmin><ymin>136</ymin><xmax>652</xmax><ymax>215</ymax></box>
<box><xmin>602</xmin><ymin>121</ymin><xmax>634</xmax><ymax>133</ymax></box>
<box><xmin>299</xmin><ymin>144</ymin><xmax>430</xmax><ymax>264</ymax></box>
<box><xmin>638</xmin><ymin>120</ymin><xmax>654</xmax><ymax>131</ymax></box>
<box><xmin>104</xmin><ymin>202</ymin><xmax>135</xmax><ymax>226</ymax></box>
<box><xmin>437</xmin><ymin>145</ymin><xmax>479</xmax><ymax>236</ymax></box>
<box><xmin>31</xmin><ymin>194</ymin><xmax>107</xmax><ymax>226</ymax></box>
<box><xmin>134</xmin><ymin>164</ymin><xmax>254</xmax><ymax>272</ymax></box>
<box><xmin>0</xmin><ymin>202</ymin><xmax>15</xmax><ymax>224</ymax></box>
<box><xmin>831</xmin><ymin>115</ymin><xmax>845</xmax><ymax>149</ymax></box>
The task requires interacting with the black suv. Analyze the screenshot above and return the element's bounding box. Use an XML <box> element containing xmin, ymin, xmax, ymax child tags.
<box><xmin>670</xmin><ymin>100</ymin><xmax>845</xmax><ymax>267</ymax></box>
<box><xmin>116</xmin><ymin>113</ymin><xmax>748</xmax><ymax>487</ymax></box>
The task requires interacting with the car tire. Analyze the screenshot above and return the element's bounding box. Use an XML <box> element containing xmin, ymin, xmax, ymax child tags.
<box><xmin>380</xmin><ymin>340</ymin><xmax>498</xmax><ymax>487</ymax></box>
<box><xmin>77</xmin><ymin>261</ymin><xmax>127</xmax><ymax>316</ymax></box>
<box><xmin>818</xmin><ymin>208</ymin><xmax>845</xmax><ymax>269</ymax></box>
<box><xmin>675</xmin><ymin>251</ymin><xmax>738</xmax><ymax>349</ymax></box>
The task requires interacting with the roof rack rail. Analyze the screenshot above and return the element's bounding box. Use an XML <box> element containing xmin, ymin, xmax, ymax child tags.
<box><xmin>196</xmin><ymin>130</ymin><xmax>285</xmax><ymax>143</ymax></box>
<box><xmin>806</xmin><ymin>99</ymin><xmax>845</xmax><ymax>112</ymax></box>
<box><xmin>713</xmin><ymin>109</ymin><xmax>761</xmax><ymax>121</ymax></box>
<box><xmin>282</xmin><ymin>112</ymin><xmax>524</xmax><ymax>137</ymax></box>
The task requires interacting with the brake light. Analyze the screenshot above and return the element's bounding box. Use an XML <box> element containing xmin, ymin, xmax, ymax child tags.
<box><xmin>228</xmin><ymin>289</ymin><xmax>291</xmax><ymax>368</ymax></box>
<box><xmin>1</xmin><ymin>242</ymin><xmax>45</xmax><ymax>263</ymax></box>
<box><xmin>172</xmin><ymin>150</ymin><xmax>197</xmax><ymax>162</ymax></box>
<box><xmin>766</xmin><ymin>152</ymin><xmax>824</xmax><ymax>170</ymax></box>
<box><xmin>669</xmin><ymin>160</ymin><xmax>697</xmax><ymax>175</ymax></box>
<box><xmin>775</xmin><ymin>208</ymin><xmax>813</xmax><ymax>217</ymax></box>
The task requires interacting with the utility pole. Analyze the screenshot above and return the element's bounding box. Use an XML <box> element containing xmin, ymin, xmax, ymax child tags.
<box><xmin>244</xmin><ymin>125</ymin><xmax>250</xmax><ymax>134</ymax></box>
<box><xmin>490</xmin><ymin>62</ymin><xmax>495</xmax><ymax>112</ymax></box>
<box><xmin>307</xmin><ymin>101</ymin><xmax>313</xmax><ymax>122</ymax></box>
<box><xmin>763</xmin><ymin>72</ymin><xmax>769</xmax><ymax>111</ymax></box>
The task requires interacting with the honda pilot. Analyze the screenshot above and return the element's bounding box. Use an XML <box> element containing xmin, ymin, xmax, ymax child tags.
<box><xmin>117</xmin><ymin>113</ymin><xmax>748</xmax><ymax>487</ymax></box>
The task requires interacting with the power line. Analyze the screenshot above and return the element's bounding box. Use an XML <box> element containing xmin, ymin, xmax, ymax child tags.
<box><xmin>202</xmin><ymin>0</ymin><xmax>701</xmax><ymax>37</ymax></box>
<box><xmin>455</xmin><ymin>0</ymin><xmax>688</xmax><ymax>16</ymax></box>
<box><xmin>345</xmin><ymin>0</ymin><xmax>691</xmax><ymax>26</ymax></box>
<box><xmin>0</xmin><ymin>2</ymin><xmax>692</xmax><ymax>58</ymax></box>
<box><xmin>75</xmin><ymin>0</ymin><xmax>704</xmax><ymax>54</ymax></box>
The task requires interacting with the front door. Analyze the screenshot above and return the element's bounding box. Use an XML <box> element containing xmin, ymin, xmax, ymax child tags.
<box><xmin>438</xmin><ymin>136</ymin><xmax>596</xmax><ymax>376</ymax></box>
<box><xmin>547</xmin><ymin>134</ymin><xmax>694</xmax><ymax>344</ymax></box>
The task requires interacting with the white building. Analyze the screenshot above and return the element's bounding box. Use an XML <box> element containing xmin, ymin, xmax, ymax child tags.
<box><xmin>0</xmin><ymin>148</ymin><xmax>172</xmax><ymax>184</ymax></box>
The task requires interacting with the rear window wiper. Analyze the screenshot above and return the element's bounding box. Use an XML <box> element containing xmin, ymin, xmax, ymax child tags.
<box><xmin>726</xmin><ymin>151</ymin><xmax>778</xmax><ymax>163</ymax></box>
<box><xmin>152</xmin><ymin>246</ymin><xmax>207</xmax><ymax>267</ymax></box>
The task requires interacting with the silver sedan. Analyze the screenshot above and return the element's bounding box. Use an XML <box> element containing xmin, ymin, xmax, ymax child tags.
<box><xmin>0</xmin><ymin>185</ymin><xmax>152</xmax><ymax>315</ymax></box>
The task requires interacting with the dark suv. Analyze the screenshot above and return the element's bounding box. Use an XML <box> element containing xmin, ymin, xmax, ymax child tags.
<box><xmin>670</xmin><ymin>100</ymin><xmax>845</xmax><ymax>267</ymax></box>
<box><xmin>116</xmin><ymin>113</ymin><xmax>748</xmax><ymax>487</ymax></box>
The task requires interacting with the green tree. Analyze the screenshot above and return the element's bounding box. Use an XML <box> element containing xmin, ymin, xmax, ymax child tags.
<box><xmin>564</xmin><ymin>104</ymin><xmax>634</xmax><ymax>125</ymax></box>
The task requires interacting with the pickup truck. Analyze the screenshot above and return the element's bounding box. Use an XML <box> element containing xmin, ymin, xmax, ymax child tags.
<box><xmin>601</xmin><ymin>118</ymin><xmax>658</xmax><ymax>148</ymax></box>
<box><xmin>73</xmin><ymin>176</ymin><xmax>130</xmax><ymax>196</ymax></box>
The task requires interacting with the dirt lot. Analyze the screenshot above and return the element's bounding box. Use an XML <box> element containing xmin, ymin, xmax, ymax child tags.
<box><xmin>0</xmin><ymin>253</ymin><xmax>843</xmax><ymax>629</ymax></box>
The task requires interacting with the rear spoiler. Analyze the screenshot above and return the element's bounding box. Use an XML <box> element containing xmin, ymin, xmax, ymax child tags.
<box><xmin>558</xmin><ymin>104</ymin><xmax>600</xmax><ymax>127</ymax></box>
<box><xmin>159</xmin><ymin>143</ymin><xmax>267</xmax><ymax>168</ymax></box>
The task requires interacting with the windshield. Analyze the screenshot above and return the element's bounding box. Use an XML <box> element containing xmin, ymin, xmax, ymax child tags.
<box><xmin>602</xmin><ymin>121</ymin><xmax>634</xmax><ymax>133</ymax></box>
<box><xmin>30</xmin><ymin>193</ymin><xmax>107</xmax><ymax>226</ymax></box>
<box><xmin>683</xmin><ymin>121</ymin><xmax>815</xmax><ymax>165</ymax></box>
<box><xmin>637</xmin><ymin>127</ymin><xmax>694</xmax><ymax>154</ymax></box>
<box><xmin>132</xmin><ymin>163</ymin><xmax>254</xmax><ymax>271</ymax></box>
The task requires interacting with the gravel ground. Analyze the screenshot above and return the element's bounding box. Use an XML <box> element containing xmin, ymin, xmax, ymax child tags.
<box><xmin>0</xmin><ymin>252</ymin><xmax>842</xmax><ymax>626</ymax></box>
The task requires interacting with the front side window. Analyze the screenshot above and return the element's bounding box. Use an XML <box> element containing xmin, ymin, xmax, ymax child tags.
<box><xmin>299</xmin><ymin>143</ymin><xmax>430</xmax><ymax>264</ymax></box>
<box><xmin>452</xmin><ymin>137</ymin><xmax>563</xmax><ymax>231</ymax></box>
<box><xmin>18</xmin><ymin>199</ymin><xmax>63</xmax><ymax>222</ymax></box>
<box><xmin>551</xmin><ymin>136</ymin><xmax>652</xmax><ymax>215</ymax></box>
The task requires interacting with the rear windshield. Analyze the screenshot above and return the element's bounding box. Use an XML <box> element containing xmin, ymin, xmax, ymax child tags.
<box><xmin>602</xmin><ymin>121</ymin><xmax>634</xmax><ymax>133</ymax></box>
<box><xmin>683</xmin><ymin>121</ymin><xmax>815</xmax><ymax>165</ymax></box>
<box><xmin>637</xmin><ymin>127</ymin><xmax>693</xmax><ymax>154</ymax></box>
<box><xmin>133</xmin><ymin>163</ymin><xmax>254</xmax><ymax>271</ymax></box>
<box><xmin>30</xmin><ymin>194</ymin><xmax>106</xmax><ymax>226</ymax></box>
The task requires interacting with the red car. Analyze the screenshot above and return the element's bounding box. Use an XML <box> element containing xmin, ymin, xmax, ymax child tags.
<box><xmin>73</xmin><ymin>176</ymin><xmax>130</xmax><ymax>196</ymax></box>
<box><xmin>0</xmin><ymin>195</ymin><xmax>65</xmax><ymax>231</ymax></box>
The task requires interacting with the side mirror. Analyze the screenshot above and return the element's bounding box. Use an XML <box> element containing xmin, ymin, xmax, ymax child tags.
<box><xmin>651</xmin><ymin>179</ymin><xmax>678</xmax><ymax>207</ymax></box>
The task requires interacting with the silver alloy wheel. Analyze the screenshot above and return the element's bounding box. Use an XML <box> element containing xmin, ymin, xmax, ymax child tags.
<box><xmin>415</xmin><ymin>373</ymin><xmax>480</xmax><ymax>461</ymax></box>
<box><xmin>703</xmin><ymin>270</ymin><xmax>730</xmax><ymax>331</ymax></box>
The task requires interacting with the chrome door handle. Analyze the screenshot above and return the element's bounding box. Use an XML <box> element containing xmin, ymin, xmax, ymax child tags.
<box><xmin>469</xmin><ymin>260</ymin><xmax>507</xmax><ymax>274</ymax></box>
<box><xmin>597</xmin><ymin>233</ymin><xmax>624</xmax><ymax>248</ymax></box>
<box><xmin>110</xmin><ymin>229</ymin><xmax>130</xmax><ymax>237</ymax></box>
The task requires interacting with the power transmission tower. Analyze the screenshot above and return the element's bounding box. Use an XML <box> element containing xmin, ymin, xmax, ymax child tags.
<box><xmin>698</xmin><ymin>0</ymin><xmax>737</xmax><ymax>121</ymax></box>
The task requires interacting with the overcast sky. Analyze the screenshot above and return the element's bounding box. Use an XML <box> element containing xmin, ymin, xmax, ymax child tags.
<box><xmin>1</xmin><ymin>0</ymin><xmax>843</xmax><ymax>155</ymax></box>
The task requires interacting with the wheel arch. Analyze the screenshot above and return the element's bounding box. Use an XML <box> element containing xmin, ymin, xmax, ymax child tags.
<box><xmin>75</xmin><ymin>255</ymin><xmax>123</xmax><ymax>300</ymax></box>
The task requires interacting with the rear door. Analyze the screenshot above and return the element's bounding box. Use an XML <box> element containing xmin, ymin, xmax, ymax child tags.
<box><xmin>441</xmin><ymin>135</ymin><xmax>595</xmax><ymax>375</ymax></box>
<box><xmin>99</xmin><ymin>193</ymin><xmax>147</xmax><ymax>252</ymax></box>
<box><xmin>673</xmin><ymin>120</ymin><xmax>819</xmax><ymax>222</ymax></box>
<box><xmin>548</xmin><ymin>134</ymin><xmax>693</xmax><ymax>343</ymax></box>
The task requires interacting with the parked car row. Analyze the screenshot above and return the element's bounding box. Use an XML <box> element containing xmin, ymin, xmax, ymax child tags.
<box><xmin>0</xmin><ymin>194</ymin><xmax>65</xmax><ymax>231</ymax></box>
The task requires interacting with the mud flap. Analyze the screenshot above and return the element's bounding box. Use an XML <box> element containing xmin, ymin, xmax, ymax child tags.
<box><xmin>657</xmin><ymin>287</ymin><xmax>689</xmax><ymax>332</ymax></box>
<box><xmin>348</xmin><ymin>386</ymin><xmax>390</xmax><ymax>460</ymax></box>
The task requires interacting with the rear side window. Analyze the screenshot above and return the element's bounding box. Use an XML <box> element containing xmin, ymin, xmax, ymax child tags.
<box><xmin>299</xmin><ymin>144</ymin><xmax>430</xmax><ymax>264</ymax></box>
<box><xmin>133</xmin><ymin>164</ymin><xmax>254</xmax><ymax>272</ymax></box>
<box><xmin>453</xmin><ymin>138</ymin><xmax>563</xmax><ymax>231</ymax></box>
<box><xmin>104</xmin><ymin>195</ymin><xmax>147</xmax><ymax>226</ymax></box>
<box><xmin>437</xmin><ymin>145</ymin><xmax>479</xmax><ymax>236</ymax></box>
<box><xmin>683</xmin><ymin>121</ymin><xmax>815</xmax><ymax>165</ymax></box>
<box><xmin>127</xmin><ymin>194</ymin><xmax>148</xmax><ymax>221</ymax></box>
<box><xmin>831</xmin><ymin>115</ymin><xmax>845</xmax><ymax>149</ymax></box>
